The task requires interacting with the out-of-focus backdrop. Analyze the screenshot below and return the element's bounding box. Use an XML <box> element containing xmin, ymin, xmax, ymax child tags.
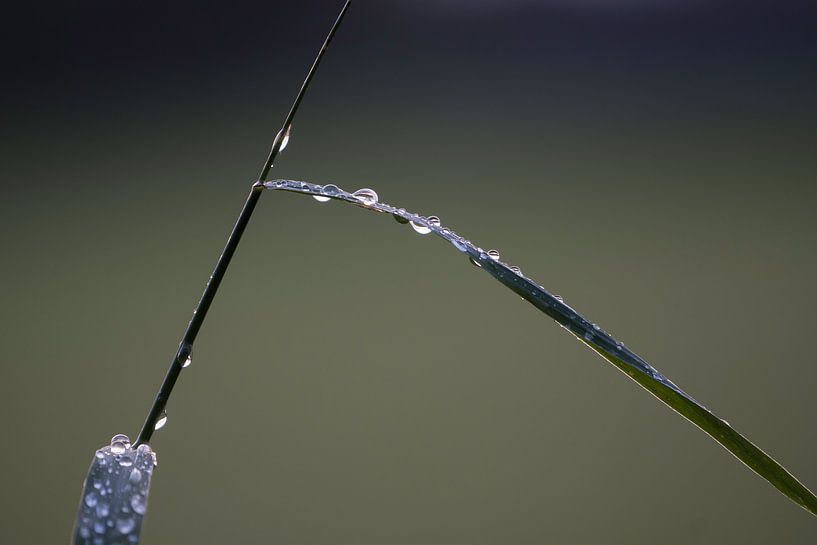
<box><xmin>2</xmin><ymin>0</ymin><xmax>816</xmax><ymax>542</ymax></box>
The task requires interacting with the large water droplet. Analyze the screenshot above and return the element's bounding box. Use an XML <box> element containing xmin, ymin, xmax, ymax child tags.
<box><xmin>154</xmin><ymin>412</ymin><xmax>168</xmax><ymax>431</ymax></box>
<box><xmin>427</xmin><ymin>215</ymin><xmax>441</xmax><ymax>228</ymax></box>
<box><xmin>315</xmin><ymin>183</ymin><xmax>340</xmax><ymax>202</ymax></box>
<box><xmin>110</xmin><ymin>434</ymin><xmax>130</xmax><ymax>455</ymax></box>
<box><xmin>487</xmin><ymin>249</ymin><xmax>500</xmax><ymax>260</ymax></box>
<box><xmin>278</xmin><ymin>125</ymin><xmax>292</xmax><ymax>152</ymax></box>
<box><xmin>410</xmin><ymin>220</ymin><xmax>431</xmax><ymax>235</ymax></box>
<box><xmin>182</xmin><ymin>354</ymin><xmax>192</xmax><ymax>368</ymax></box>
<box><xmin>116</xmin><ymin>517</ymin><xmax>136</xmax><ymax>535</ymax></box>
<box><xmin>352</xmin><ymin>188</ymin><xmax>378</xmax><ymax>205</ymax></box>
<box><xmin>469</xmin><ymin>257</ymin><xmax>482</xmax><ymax>267</ymax></box>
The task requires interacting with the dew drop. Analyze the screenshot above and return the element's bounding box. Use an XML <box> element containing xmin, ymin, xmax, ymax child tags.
<box><xmin>110</xmin><ymin>434</ymin><xmax>130</xmax><ymax>455</ymax></box>
<box><xmin>487</xmin><ymin>249</ymin><xmax>500</xmax><ymax>260</ymax></box>
<box><xmin>96</xmin><ymin>502</ymin><xmax>110</xmax><ymax>518</ymax></box>
<box><xmin>410</xmin><ymin>220</ymin><xmax>432</xmax><ymax>235</ymax></box>
<box><xmin>130</xmin><ymin>495</ymin><xmax>147</xmax><ymax>515</ymax></box>
<box><xmin>322</xmin><ymin>183</ymin><xmax>340</xmax><ymax>196</ymax></box>
<box><xmin>392</xmin><ymin>213</ymin><xmax>409</xmax><ymax>224</ymax></box>
<box><xmin>510</xmin><ymin>266</ymin><xmax>521</xmax><ymax>274</ymax></box>
<box><xmin>116</xmin><ymin>517</ymin><xmax>136</xmax><ymax>535</ymax></box>
<box><xmin>118</xmin><ymin>457</ymin><xmax>133</xmax><ymax>467</ymax></box>
<box><xmin>182</xmin><ymin>354</ymin><xmax>192</xmax><ymax>368</ymax></box>
<box><xmin>313</xmin><ymin>194</ymin><xmax>331</xmax><ymax>202</ymax></box>
<box><xmin>554</xmin><ymin>294</ymin><xmax>563</xmax><ymax>302</ymax></box>
<box><xmin>427</xmin><ymin>215</ymin><xmax>441</xmax><ymax>228</ymax></box>
<box><xmin>111</xmin><ymin>434</ymin><xmax>130</xmax><ymax>448</ymax></box>
<box><xmin>278</xmin><ymin>125</ymin><xmax>292</xmax><ymax>152</ymax></box>
<box><xmin>469</xmin><ymin>257</ymin><xmax>482</xmax><ymax>267</ymax></box>
<box><xmin>128</xmin><ymin>468</ymin><xmax>142</xmax><ymax>483</ymax></box>
<box><xmin>352</xmin><ymin>188</ymin><xmax>378</xmax><ymax>205</ymax></box>
<box><xmin>84</xmin><ymin>491</ymin><xmax>98</xmax><ymax>508</ymax></box>
<box><xmin>154</xmin><ymin>412</ymin><xmax>168</xmax><ymax>431</ymax></box>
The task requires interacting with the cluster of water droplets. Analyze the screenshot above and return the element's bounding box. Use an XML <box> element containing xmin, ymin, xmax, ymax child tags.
<box><xmin>74</xmin><ymin>435</ymin><xmax>157</xmax><ymax>544</ymax></box>
<box><xmin>262</xmin><ymin>179</ymin><xmax>536</xmax><ymax>279</ymax></box>
<box><xmin>257</xmin><ymin>179</ymin><xmax>688</xmax><ymax>393</ymax></box>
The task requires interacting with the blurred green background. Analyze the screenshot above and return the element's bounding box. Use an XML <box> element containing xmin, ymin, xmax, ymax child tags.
<box><xmin>2</xmin><ymin>0</ymin><xmax>816</xmax><ymax>542</ymax></box>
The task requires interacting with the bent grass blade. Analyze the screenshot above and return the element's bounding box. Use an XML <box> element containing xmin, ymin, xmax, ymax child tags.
<box><xmin>265</xmin><ymin>178</ymin><xmax>817</xmax><ymax>516</ymax></box>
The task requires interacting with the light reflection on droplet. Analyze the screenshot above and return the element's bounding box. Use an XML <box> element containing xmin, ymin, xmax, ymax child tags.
<box><xmin>410</xmin><ymin>220</ymin><xmax>431</xmax><ymax>235</ymax></box>
<box><xmin>154</xmin><ymin>412</ymin><xmax>168</xmax><ymax>431</ymax></box>
<box><xmin>487</xmin><ymin>249</ymin><xmax>500</xmax><ymax>260</ymax></box>
<box><xmin>352</xmin><ymin>188</ymin><xmax>378</xmax><ymax>205</ymax></box>
<box><xmin>279</xmin><ymin>125</ymin><xmax>292</xmax><ymax>151</ymax></box>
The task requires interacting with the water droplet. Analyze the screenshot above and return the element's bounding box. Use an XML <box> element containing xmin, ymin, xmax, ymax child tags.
<box><xmin>129</xmin><ymin>468</ymin><xmax>142</xmax><ymax>483</ymax></box>
<box><xmin>427</xmin><ymin>215</ymin><xmax>441</xmax><ymax>228</ymax></box>
<box><xmin>85</xmin><ymin>491</ymin><xmax>98</xmax><ymax>508</ymax></box>
<box><xmin>392</xmin><ymin>213</ymin><xmax>409</xmax><ymax>224</ymax></box>
<box><xmin>593</xmin><ymin>323</ymin><xmax>600</xmax><ymax>331</ymax></box>
<box><xmin>95</xmin><ymin>451</ymin><xmax>105</xmax><ymax>460</ymax></box>
<box><xmin>487</xmin><ymin>249</ymin><xmax>500</xmax><ymax>260</ymax></box>
<box><xmin>313</xmin><ymin>184</ymin><xmax>336</xmax><ymax>202</ymax></box>
<box><xmin>510</xmin><ymin>266</ymin><xmax>521</xmax><ymax>274</ymax></box>
<box><xmin>116</xmin><ymin>516</ymin><xmax>136</xmax><ymax>535</ymax></box>
<box><xmin>94</xmin><ymin>521</ymin><xmax>106</xmax><ymax>534</ymax></box>
<box><xmin>182</xmin><ymin>354</ymin><xmax>192</xmax><ymax>368</ymax></box>
<box><xmin>130</xmin><ymin>495</ymin><xmax>147</xmax><ymax>515</ymax></box>
<box><xmin>410</xmin><ymin>220</ymin><xmax>431</xmax><ymax>235</ymax></box>
<box><xmin>451</xmin><ymin>238</ymin><xmax>467</xmax><ymax>252</ymax></box>
<box><xmin>95</xmin><ymin>502</ymin><xmax>110</xmax><ymax>518</ymax></box>
<box><xmin>278</xmin><ymin>125</ymin><xmax>292</xmax><ymax>151</ymax></box>
<box><xmin>352</xmin><ymin>188</ymin><xmax>378</xmax><ymax>205</ymax></box>
<box><xmin>154</xmin><ymin>412</ymin><xmax>168</xmax><ymax>430</ymax></box>
<box><xmin>111</xmin><ymin>434</ymin><xmax>130</xmax><ymax>447</ymax></box>
<box><xmin>554</xmin><ymin>294</ymin><xmax>563</xmax><ymax>301</ymax></box>
<box><xmin>118</xmin><ymin>457</ymin><xmax>133</xmax><ymax>467</ymax></box>
<box><xmin>469</xmin><ymin>257</ymin><xmax>482</xmax><ymax>267</ymax></box>
<box><xmin>110</xmin><ymin>434</ymin><xmax>129</xmax><ymax>455</ymax></box>
<box><xmin>136</xmin><ymin>444</ymin><xmax>151</xmax><ymax>455</ymax></box>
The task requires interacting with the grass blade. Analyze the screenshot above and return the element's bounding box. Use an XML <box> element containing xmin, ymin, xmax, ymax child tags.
<box><xmin>265</xmin><ymin>178</ymin><xmax>817</xmax><ymax>516</ymax></box>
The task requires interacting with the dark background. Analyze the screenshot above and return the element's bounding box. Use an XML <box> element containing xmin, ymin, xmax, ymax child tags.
<box><xmin>2</xmin><ymin>0</ymin><xmax>816</xmax><ymax>542</ymax></box>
